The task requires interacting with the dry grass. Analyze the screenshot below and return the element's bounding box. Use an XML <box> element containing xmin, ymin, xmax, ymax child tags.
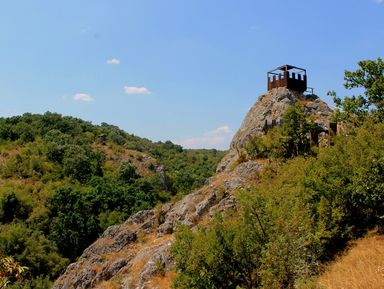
<box><xmin>147</xmin><ymin>271</ymin><xmax>177</xmax><ymax>289</ymax></box>
<box><xmin>317</xmin><ymin>233</ymin><xmax>384</xmax><ymax>289</ymax></box>
<box><xmin>95</xmin><ymin>280</ymin><xmax>120</xmax><ymax>289</ymax></box>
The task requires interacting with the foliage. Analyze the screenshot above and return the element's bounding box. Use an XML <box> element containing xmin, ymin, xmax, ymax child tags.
<box><xmin>6</xmin><ymin>276</ymin><xmax>52</xmax><ymax>289</ymax></box>
<box><xmin>245</xmin><ymin>127</ymin><xmax>283</xmax><ymax>160</ymax></box>
<box><xmin>118</xmin><ymin>162</ymin><xmax>138</xmax><ymax>183</ymax></box>
<box><xmin>0</xmin><ymin>112</ymin><xmax>224</xmax><ymax>287</ymax></box>
<box><xmin>330</xmin><ymin>57</ymin><xmax>384</xmax><ymax>123</ymax></box>
<box><xmin>172</xmin><ymin>209</ymin><xmax>268</xmax><ymax>289</ymax></box>
<box><xmin>172</xmin><ymin>121</ymin><xmax>384</xmax><ymax>288</ymax></box>
<box><xmin>0</xmin><ymin>193</ymin><xmax>32</xmax><ymax>224</ymax></box>
<box><xmin>246</xmin><ymin>104</ymin><xmax>315</xmax><ymax>159</ymax></box>
<box><xmin>0</xmin><ymin>223</ymin><xmax>68</xmax><ymax>280</ymax></box>
<box><xmin>280</xmin><ymin>104</ymin><xmax>316</xmax><ymax>157</ymax></box>
<box><xmin>0</xmin><ymin>255</ymin><xmax>28</xmax><ymax>288</ymax></box>
<box><xmin>48</xmin><ymin>187</ymin><xmax>100</xmax><ymax>261</ymax></box>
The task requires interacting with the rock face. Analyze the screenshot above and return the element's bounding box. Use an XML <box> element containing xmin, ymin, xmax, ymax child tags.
<box><xmin>53</xmin><ymin>161</ymin><xmax>262</xmax><ymax>289</ymax></box>
<box><xmin>217</xmin><ymin>87</ymin><xmax>333</xmax><ymax>172</ymax></box>
<box><xmin>53</xmin><ymin>88</ymin><xmax>333</xmax><ymax>289</ymax></box>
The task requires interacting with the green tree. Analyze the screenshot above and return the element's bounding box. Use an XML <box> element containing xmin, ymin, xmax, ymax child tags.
<box><xmin>118</xmin><ymin>162</ymin><xmax>138</xmax><ymax>183</ymax></box>
<box><xmin>331</xmin><ymin>57</ymin><xmax>384</xmax><ymax>123</ymax></box>
<box><xmin>280</xmin><ymin>104</ymin><xmax>314</xmax><ymax>157</ymax></box>
<box><xmin>48</xmin><ymin>187</ymin><xmax>99</xmax><ymax>261</ymax></box>
<box><xmin>171</xmin><ymin>209</ymin><xmax>267</xmax><ymax>289</ymax></box>
<box><xmin>62</xmin><ymin>145</ymin><xmax>93</xmax><ymax>183</ymax></box>
<box><xmin>0</xmin><ymin>193</ymin><xmax>32</xmax><ymax>224</ymax></box>
<box><xmin>344</xmin><ymin>58</ymin><xmax>384</xmax><ymax>112</ymax></box>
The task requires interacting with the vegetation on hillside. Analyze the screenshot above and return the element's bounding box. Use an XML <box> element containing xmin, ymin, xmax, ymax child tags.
<box><xmin>171</xmin><ymin>58</ymin><xmax>384</xmax><ymax>289</ymax></box>
<box><xmin>0</xmin><ymin>255</ymin><xmax>28</xmax><ymax>288</ymax></box>
<box><xmin>0</xmin><ymin>114</ymin><xmax>225</xmax><ymax>288</ymax></box>
<box><xmin>245</xmin><ymin>103</ymin><xmax>317</xmax><ymax>159</ymax></box>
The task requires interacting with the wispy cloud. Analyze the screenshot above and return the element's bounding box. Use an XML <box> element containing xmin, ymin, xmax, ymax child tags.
<box><xmin>73</xmin><ymin>93</ymin><xmax>94</xmax><ymax>102</ymax></box>
<box><xmin>106</xmin><ymin>58</ymin><xmax>120</xmax><ymax>65</ymax></box>
<box><xmin>124</xmin><ymin>86</ymin><xmax>151</xmax><ymax>95</ymax></box>
<box><xmin>374</xmin><ymin>0</ymin><xmax>383</xmax><ymax>3</ymax></box>
<box><xmin>177</xmin><ymin>126</ymin><xmax>233</xmax><ymax>150</ymax></box>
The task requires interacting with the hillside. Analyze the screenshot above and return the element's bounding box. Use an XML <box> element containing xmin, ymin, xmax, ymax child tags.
<box><xmin>52</xmin><ymin>88</ymin><xmax>336</xmax><ymax>288</ymax></box>
<box><xmin>0</xmin><ymin>113</ymin><xmax>225</xmax><ymax>288</ymax></box>
<box><xmin>53</xmin><ymin>83</ymin><xmax>383</xmax><ymax>289</ymax></box>
<box><xmin>3</xmin><ymin>58</ymin><xmax>383</xmax><ymax>289</ymax></box>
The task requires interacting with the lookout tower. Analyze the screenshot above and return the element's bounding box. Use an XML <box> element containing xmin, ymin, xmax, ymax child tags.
<box><xmin>267</xmin><ymin>65</ymin><xmax>307</xmax><ymax>93</ymax></box>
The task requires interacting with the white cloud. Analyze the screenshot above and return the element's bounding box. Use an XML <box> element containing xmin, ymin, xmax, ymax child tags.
<box><xmin>106</xmin><ymin>58</ymin><xmax>120</xmax><ymax>65</ymax></box>
<box><xmin>73</xmin><ymin>93</ymin><xmax>94</xmax><ymax>102</ymax></box>
<box><xmin>124</xmin><ymin>86</ymin><xmax>151</xmax><ymax>95</ymax></box>
<box><xmin>177</xmin><ymin>126</ymin><xmax>234</xmax><ymax>150</ymax></box>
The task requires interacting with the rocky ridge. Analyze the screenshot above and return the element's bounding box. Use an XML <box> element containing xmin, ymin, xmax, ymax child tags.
<box><xmin>53</xmin><ymin>88</ymin><xmax>333</xmax><ymax>289</ymax></box>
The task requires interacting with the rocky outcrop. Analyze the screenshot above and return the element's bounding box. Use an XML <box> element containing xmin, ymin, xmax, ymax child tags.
<box><xmin>53</xmin><ymin>159</ymin><xmax>263</xmax><ymax>289</ymax></box>
<box><xmin>231</xmin><ymin>87</ymin><xmax>332</xmax><ymax>149</ymax></box>
<box><xmin>53</xmin><ymin>88</ymin><xmax>333</xmax><ymax>289</ymax></box>
<box><xmin>217</xmin><ymin>87</ymin><xmax>333</xmax><ymax>172</ymax></box>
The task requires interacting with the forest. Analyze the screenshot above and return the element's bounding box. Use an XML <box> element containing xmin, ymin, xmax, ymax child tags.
<box><xmin>0</xmin><ymin>114</ymin><xmax>224</xmax><ymax>288</ymax></box>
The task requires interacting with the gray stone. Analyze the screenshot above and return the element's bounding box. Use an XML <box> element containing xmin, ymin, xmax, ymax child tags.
<box><xmin>92</xmin><ymin>258</ymin><xmax>131</xmax><ymax>285</ymax></box>
<box><xmin>157</xmin><ymin>220</ymin><xmax>174</xmax><ymax>235</ymax></box>
<box><xmin>209</xmin><ymin>196</ymin><xmax>237</xmax><ymax>218</ymax></box>
<box><xmin>195</xmin><ymin>191</ymin><xmax>217</xmax><ymax>218</ymax></box>
<box><xmin>111</xmin><ymin>231</ymin><xmax>137</xmax><ymax>252</ymax></box>
<box><xmin>124</xmin><ymin>210</ymin><xmax>154</xmax><ymax>226</ymax></box>
<box><xmin>72</xmin><ymin>267</ymin><xmax>96</xmax><ymax>289</ymax></box>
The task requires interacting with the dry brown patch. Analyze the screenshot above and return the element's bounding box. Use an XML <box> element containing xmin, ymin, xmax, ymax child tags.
<box><xmin>147</xmin><ymin>271</ymin><xmax>177</xmax><ymax>289</ymax></box>
<box><xmin>198</xmin><ymin>212</ymin><xmax>211</xmax><ymax>227</ymax></box>
<box><xmin>91</xmin><ymin>263</ymin><xmax>103</xmax><ymax>274</ymax></box>
<box><xmin>297</xmin><ymin>98</ymin><xmax>310</xmax><ymax>106</ymax></box>
<box><xmin>317</xmin><ymin>233</ymin><xmax>384</xmax><ymax>289</ymax></box>
<box><xmin>95</xmin><ymin>280</ymin><xmax>120</xmax><ymax>289</ymax></box>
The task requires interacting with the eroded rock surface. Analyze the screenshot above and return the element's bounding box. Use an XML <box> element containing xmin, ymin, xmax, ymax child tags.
<box><xmin>53</xmin><ymin>159</ymin><xmax>263</xmax><ymax>289</ymax></box>
<box><xmin>217</xmin><ymin>87</ymin><xmax>332</xmax><ymax>172</ymax></box>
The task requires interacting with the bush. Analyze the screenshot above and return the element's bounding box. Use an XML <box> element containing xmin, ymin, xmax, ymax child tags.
<box><xmin>172</xmin><ymin>121</ymin><xmax>384</xmax><ymax>289</ymax></box>
<box><xmin>0</xmin><ymin>192</ymin><xmax>32</xmax><ymax>223</ymax></box>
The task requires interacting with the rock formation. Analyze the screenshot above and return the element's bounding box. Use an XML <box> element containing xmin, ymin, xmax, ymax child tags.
<box><xmin>217</xmin><ymin>87</ymin><xmax>332</xmax><ymax>172</ymax></box>
<box><xmin>53</xmin><ymin>88</ymin><xmax>333</xmax><ymax>289</ymax></box>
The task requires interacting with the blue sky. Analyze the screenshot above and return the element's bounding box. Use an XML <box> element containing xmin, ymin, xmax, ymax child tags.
<box><xmin>0</xmin><ymin>0</ymin><xmax>383</xmax><ymax>149</ymax></box>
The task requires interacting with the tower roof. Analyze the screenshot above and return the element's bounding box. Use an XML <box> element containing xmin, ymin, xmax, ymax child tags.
<box><xmin>269</xmin><ymin>65</ymin><xmax>306</xmax><ymax>74</ymax></box>
<box><xmin>267</xmin><ymin>64</ymin><xmax>307</xmax><ymax>92</ymax></box>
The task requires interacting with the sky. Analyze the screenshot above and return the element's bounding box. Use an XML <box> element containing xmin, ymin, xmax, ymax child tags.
<box><xmin>0</xmin><ymin>0</ymin><xmax>383</xmax><ymax>150</ymax></box>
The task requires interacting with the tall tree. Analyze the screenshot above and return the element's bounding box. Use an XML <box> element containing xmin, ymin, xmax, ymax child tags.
<box><xmin>331</xmin><ymin>57</ymin><xmax>384</xmax><ymax>122</ymax></box>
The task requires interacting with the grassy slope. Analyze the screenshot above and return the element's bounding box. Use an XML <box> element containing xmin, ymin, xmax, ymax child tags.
<box><xmin>317</xmin><ymin>232</ymin><xmax>384</xmax><ymax>289</ymax></box>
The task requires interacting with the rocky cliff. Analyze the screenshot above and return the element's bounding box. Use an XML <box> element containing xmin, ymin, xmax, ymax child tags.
<box><xmin>217</xmin><ymin>87</ymin><xmax>332</xmax><ymax>172</ymax></box>
<box><xmin>53</xmin><ymin>88</ymin><xmax>333</xmax><ymax>289</ymax></box>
